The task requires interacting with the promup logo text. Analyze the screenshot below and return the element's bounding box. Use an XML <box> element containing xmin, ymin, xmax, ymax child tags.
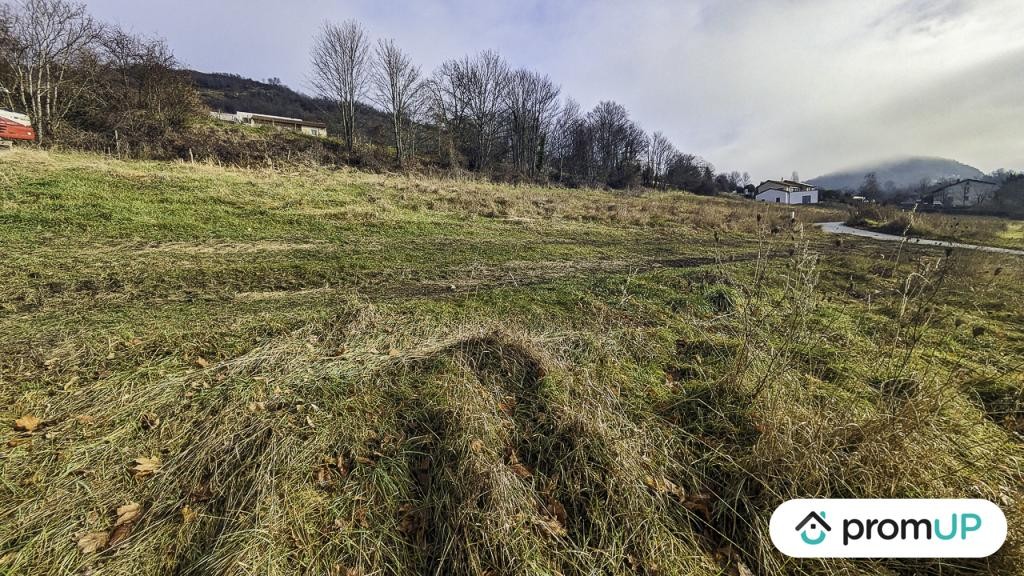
<box><xmin>770</xmin><ymin>499</ymin><xmax>1006</xmax><ymax>558</ymax></box>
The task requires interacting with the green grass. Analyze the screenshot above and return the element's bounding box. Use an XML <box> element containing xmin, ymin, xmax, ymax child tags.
<box><xmin>2</xmin><ymin>150</ymin><xmax>1023</xmax><ymax>575</ymax></box>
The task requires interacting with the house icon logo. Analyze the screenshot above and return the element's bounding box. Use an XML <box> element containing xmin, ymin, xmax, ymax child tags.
<box><xmin>796</xmin><ymin>511</ymin><xmax>831</xmax><ymax>545</ymax></box>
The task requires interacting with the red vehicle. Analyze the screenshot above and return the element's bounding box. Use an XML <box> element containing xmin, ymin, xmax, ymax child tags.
<box><xmin>0</xmin><ymin>110</ymin><xmax>36</xmax><ymax>143</ymax></box>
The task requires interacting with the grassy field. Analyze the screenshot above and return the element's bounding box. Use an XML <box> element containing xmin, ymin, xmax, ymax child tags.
<box><xmin>847</xmin><ymin>205</ymin><xmax>1024</xmax><ymax>250</ymax></box>
<box><xmin>2</xmin><ymin>150</ymin><xmax>1023</xmax><ymax>575</ymax></box>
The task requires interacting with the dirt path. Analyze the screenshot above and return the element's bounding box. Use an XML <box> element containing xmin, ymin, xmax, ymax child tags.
<box><xmin>816</xmin><ymin>222</ymin><xmax>1024</xmax><ymax>256</ymax></box>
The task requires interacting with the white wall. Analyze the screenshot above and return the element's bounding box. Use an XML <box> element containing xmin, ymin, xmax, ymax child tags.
<box><xmin>797</xmin><ymin>189</ymin><xmax>819</xmax><ymax>204</ymax></box>
<box><xmin>756</xmin><ymin>189</ymin><xmax>818</xmax><ymax>204</ymax></box>
<box><xmin>756</xmin><ymin>189</ymin><xmax>788</xmax><ymax>203</ymax></box>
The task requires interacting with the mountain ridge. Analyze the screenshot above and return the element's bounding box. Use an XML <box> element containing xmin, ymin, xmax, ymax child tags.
<box><xmin>808</xmin><ymin>156</ymin><xmax>987</xmax><ymax>191</ymax></box>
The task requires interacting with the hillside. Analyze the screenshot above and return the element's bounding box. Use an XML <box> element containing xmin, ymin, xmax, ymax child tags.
<box><xmin>809</xmin><ymin>156</ymin><xmax>986</xmax><ymax>191</ymax></box>
<box><xmin>188</xmin><ymin>70</ymin><xmax>392</xmax><ymax>140</ymax></box>
<box><xmin>2</xmin><ymin>150</ymin><xmax>1023</xmax><ymax>576</ymax></box>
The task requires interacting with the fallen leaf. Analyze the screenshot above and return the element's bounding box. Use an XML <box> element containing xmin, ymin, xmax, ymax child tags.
<box><xmin>334</xmin><ymin>455</ymin><xmax>349</xmax><ymax>476</ymax></box>
<box><xmin>547</xmin><ymin>497</ymin><xmax>567</xmax><ymax>526</ymax></box>
<box><xmin>139</xmin><ymin>412</ymin><xmax>160</xmax><ymax>430</ymax></box>
<box><xmin>683</xmin><ymin>492</ymin><xmax>713</xmax><ymax>521</ymax></box>
<box><xmin>107</xmin><ymin>522</ymin><xmax>133</xmax><ymax>549</ymax></box>
<box><xmin>352</xmin><ymin>507</ymin><xmax>368</xmax><ymax>528</ymax></box>
<box><xmin>316</xmin><ymin>465</ymin><xmax>332</xmax><ymax>488</ymax></box>
<box><xmin>539</xmin><ymin>515</ymin><xmax>566</xmax><ymax>537</ymax></box>
<box><xmin>510</xmin><ymin>462</ymin><xmax>532</xmax><ymax>478</ymax></box>
<box><xmin>194</xmin><ymin>357</ymin><xmax>209</xmax><ymax>368</ymax></box>
<box><xmin>645</xmin><ymin>475</ymin><xmax>686</xmax><ymax>501</ymax></box>
<box><xmin>181</xmin><ymin>505</ymin><xmax>198</xmax><ymax>523</ymax></box>
<box><xmin>132</xmin><ymin>456</ymin><xmax>161</xmax><ymax>478</ymax></box>
<box><xmin>507</xmin><ymin>450</ymin><xmax>532</xmax><ymax>478</ymax></box>
<box><xmin>114</xmin><ymin>502</ymin><xmax>141</xmax><ymax>527</ymax></box>
<box><xmin>14</xmin><ymin>415</ymin><xmax>41</xmax><ymax>432</ymax></box>
<box><xmin>76</xmin><ymin>531</ymin><xmax>108</xmax><ymax>554</ymax></box>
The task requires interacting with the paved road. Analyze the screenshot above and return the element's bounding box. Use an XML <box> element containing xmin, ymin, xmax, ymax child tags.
<box><xmin>816</xmin><ymin>222</ymin><xmax>1024</xmax><ymax>256</ymax></box>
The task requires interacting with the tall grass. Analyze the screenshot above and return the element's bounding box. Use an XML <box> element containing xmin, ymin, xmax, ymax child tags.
<box><xmin>2</xmin><ymin>151</ymin><xmax>1022</xmax><ymax>575</ymax></box>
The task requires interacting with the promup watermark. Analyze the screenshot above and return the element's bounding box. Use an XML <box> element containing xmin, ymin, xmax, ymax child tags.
<box><xmin>770</xmin><ymin>499</ymin><xmax>1006</xmax><ymax>558</ymax></box>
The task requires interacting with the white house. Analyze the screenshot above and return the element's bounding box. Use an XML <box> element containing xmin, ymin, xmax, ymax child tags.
<box><xmin>925</xmin><ymin>179</ymin><xmax>998</xmax><ymax>208</ymax></box>
<box><xmin>755</xmin><ymin>179</ymin><xmax>819</xmax><ymax>205</ymax></box>
<box><xmin>210</xmin><ymin>110</ymin><xmax>328</xmax><ymax>137</ymax></box>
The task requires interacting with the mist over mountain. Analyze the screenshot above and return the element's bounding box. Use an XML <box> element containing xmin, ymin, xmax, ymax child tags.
<box><xmin>808</xmin><ymin>157</ymin><xmax>986</xmax><ymax>191</ymax></box>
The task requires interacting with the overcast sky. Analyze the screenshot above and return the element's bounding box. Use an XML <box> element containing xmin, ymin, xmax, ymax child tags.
<box><xmin>80</xmin><ymin>0</ymin><xmax>1024</xmax><ymax>180</ymax></box>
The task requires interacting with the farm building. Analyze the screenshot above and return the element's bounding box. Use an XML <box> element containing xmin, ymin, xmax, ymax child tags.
<box><xmin>755</xmin><ymin>179</ymin><xmax>819</xmax><ymax>204</ymax></box>
<box><xmin>923</xmin><ymin>179</ymin><xmax>998</xmax><ymax>208</ymax></box>
<box><xmin>210</xmin><ymin>111</ymin><xmax>328</xmax><ymax>137</ymax></box>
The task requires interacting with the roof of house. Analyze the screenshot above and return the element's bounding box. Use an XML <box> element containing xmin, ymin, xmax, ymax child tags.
<box><xmin>239</xmin><ymin>111</ymin><xmax>328</xmax><ymax>129</ymax></box>
<box><xmin>759</xmin><ymin>179</ymin><xmax>816</xmax><ymax>190</ymax></box>
<box><xmin>928</xmin><ymin>178</ymin><xmax>998</xmax><ymax>194</ymax></box>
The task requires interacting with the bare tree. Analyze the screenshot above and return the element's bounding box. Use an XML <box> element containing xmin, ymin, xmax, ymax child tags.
<box><xmin>587</xmin><ymin>101</ymin><xmax>647</xmax><ymax>187</ymax></box>
<box><xmin>424</xmin><ymin>59</ymin><xmax>468</xmax><ymax>167</ymax></box>
<box><xmin>460</xmin><ymin>50</ymin><xmax>508</xmax><ymax>171</ymax></box>
<box><xmin>728</xmin><ymin>170</ymin><xmax>743</xmax><ymax>189</ymax></box>
<box><xmin>665</xmin><ymin>152</ymin><xmax>715</xmax><ymax>193</ymax></box>
<box><xmin>405</xmin><ymin>79</ymin><xmax>431</xmax><ymax>162</ymax></box>
<box><xmin>646</xmin><ymin>131</ymin><xmax>676</xmax><ymax>188</ymax></box>
<box><xmin>371</xmin><ymin>38</ymin><xmax>420</xmax><ymax>167</ymax></box>
<box><xmin>503</xmin><ymin>69</ymin><xmax>559</xmax><ymax>176</ymax></box>
<box><xmin>310</xmin><ymin>19</ymin><xmax>371</xmax><ymax>152</ymax></box>
<box><xmin>88</xmin><ymin>26</ymin><xmax>201</xmax><ymax>153</ymax></box>
<box><xmin>424</xmin><ymin>50</ymin><xmax>508</xmax><ymax>171</ymax></box>
<box><xmin>859</xmin><ymin>172</ymin><xmax>881</xmax><ymax>201</ymax></box>
<box><xmin>548</xmin><ymin>97</ymin><xmax>581</xmax><ymax>182</ymax></box>
<box><xmin>0</xmin><ymin>0</ymin><xmax>103</xmax><ymax>143</ymax></box>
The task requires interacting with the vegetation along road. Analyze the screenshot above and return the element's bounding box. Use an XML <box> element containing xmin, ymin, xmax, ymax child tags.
<box><xmin>817</xmin><ymin>221</ymin><xmax>1024</xmax><ymax>256</ymax></box>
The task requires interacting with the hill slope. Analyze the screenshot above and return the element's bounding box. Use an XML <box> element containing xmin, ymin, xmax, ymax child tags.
<box><xmin>188</xmin><ymin>70</ymin><xmax>391</xmax><ymax>140</ymax></box>
<box><xmin>809</xmin><ymin>156</ymin><xmax>986</xmax><ymax>191</ymax></box>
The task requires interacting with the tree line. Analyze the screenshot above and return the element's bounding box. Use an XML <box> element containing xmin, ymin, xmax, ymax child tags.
<box><xmin>1</xmin><ymin>1</ymin><xmax>747</xmax><ymax>193</ymax></box>
<box><xmin>310</xmin><ymin>19</ymin><xmax>743</xmax><ymax>191</ymax></box>
<box><xmin>0</xmin><ymin>0</ymin><xmax>201</xmax><ymax>152</ymax></box>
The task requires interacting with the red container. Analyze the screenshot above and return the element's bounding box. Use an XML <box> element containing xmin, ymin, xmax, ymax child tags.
<box><xmin>0</xmin><ymin>116</ymin><xmax>36</xmax><ymax>141</ymax></box>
